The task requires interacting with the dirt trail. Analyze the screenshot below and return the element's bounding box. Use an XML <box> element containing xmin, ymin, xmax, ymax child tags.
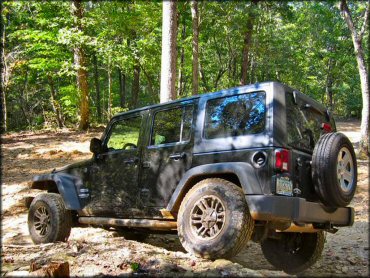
<box><xmin>1</xmin><ymin>121</ymin><xmax>368</xmax><ymax>277</ymax></box>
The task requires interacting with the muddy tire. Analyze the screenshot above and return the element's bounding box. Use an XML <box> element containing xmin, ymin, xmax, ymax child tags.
<box><xmin>28</xmin><ymin>193</ymin><xmax>72</xmax><ymax>244</ymax></box>
<box><xmin>312</xmin><ymin>132</ymin><xmax>357</xmax><ymax>207</ymax></box>
<box><xmin>261</xmin><ymin>231</ymin><xmax>325</xmax><ymax>274</ymax></box>
<box><xmin>177</xmin><ymin>178</ymin><xmax>254</xmax><ymax>259</ymax></box>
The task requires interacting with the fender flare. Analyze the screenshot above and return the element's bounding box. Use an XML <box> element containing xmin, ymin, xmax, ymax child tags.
<box><xmin>31</xmin><ymin>173</ymin><xmax>83</xmax><ymax>210</ymax></box>
<box><xmin>166</xmin><ymin>162</ymin><xmax>262</xmax><ymax>212</ymax></box>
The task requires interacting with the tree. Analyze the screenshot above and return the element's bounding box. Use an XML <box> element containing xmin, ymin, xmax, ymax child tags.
<box><xmin>93</xmin><ymin>54</ymin><xmax>101</xmax><ymax>122</ymax></box>
<box><xmin>340</xmin><ymin>0</ymin><xmax>369</xmax><ymax>156</ymax></box>
<box><xmin>190</xmin><ymin>0</ymin><xmax>199</xmax><ymax>95</ymax></box>
<box><xmin>240</xmin><ymin>1</ymin><xmax>259</xmax><ymax>85</ymax></box>
<box><xmin>72</xmin><ymin>0</ymin><xmax>90</xmax><ymax>130</ymax></box>
<box><xmin>160</xmin><ymin>0</ymin><xmax>177</xmax><ymax>103</ymax></box>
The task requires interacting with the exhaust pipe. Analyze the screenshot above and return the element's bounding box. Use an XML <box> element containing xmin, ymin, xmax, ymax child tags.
<box><xmin>79</xmin><ymin>217</ymin><xmax>177</xmax><ymax>231</ymax></box>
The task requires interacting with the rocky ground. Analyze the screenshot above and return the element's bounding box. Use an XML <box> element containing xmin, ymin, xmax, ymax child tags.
<box><xmin>1</xmin><ymin>121</ymin><xmax>368</xmax><ymax>277</ymax></box>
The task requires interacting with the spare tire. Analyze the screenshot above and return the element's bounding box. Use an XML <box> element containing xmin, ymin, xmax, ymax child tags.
<box><xmin>312</xmin><ymin>132</ymin><xmax>357</xmax><ymax>207</ymax></box>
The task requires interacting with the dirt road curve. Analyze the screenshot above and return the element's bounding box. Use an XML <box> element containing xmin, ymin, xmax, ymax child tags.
<box><xmin>1</xmin><ymin>120</ymin><xmax>368</xmax><ymax>277</ymax></box>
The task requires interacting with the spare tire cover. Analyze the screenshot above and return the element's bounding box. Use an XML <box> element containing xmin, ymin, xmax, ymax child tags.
<box><xmin>312</xmin><ymin>132</ymin><xmax>357</xmax><ymax>207</ymax></box>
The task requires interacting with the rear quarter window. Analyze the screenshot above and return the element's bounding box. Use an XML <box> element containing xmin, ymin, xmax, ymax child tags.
<box><xmin>204</xmin><ymin>92</ymin><xmax>266</xmax><ymax>139</ymax></box>
<box><xmin>286</xmin><ymin>92</ymin><xmax>329</xmax><ymax>152</ymax></box>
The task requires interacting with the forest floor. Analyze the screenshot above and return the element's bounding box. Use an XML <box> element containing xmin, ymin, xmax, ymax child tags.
<box><xmin>1</xmin><ymin>120</ymin><xmax>368</xmax><ymax>277</ymax></box>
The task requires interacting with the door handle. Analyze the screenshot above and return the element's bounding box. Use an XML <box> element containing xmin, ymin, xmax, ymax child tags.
<box><xmin>124</xmin><ymin>158</ymin><xmax>138</xmax><ymax>165</ymax></box>
<box><xmin>169</xmin><ymin>152</ymin><xmax>186</xmax><ymax>160</ymax></box>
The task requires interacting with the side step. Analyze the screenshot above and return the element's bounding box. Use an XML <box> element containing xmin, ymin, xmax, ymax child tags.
<box><xmin>78</xmin><ymin>217</ymin><xmax>177</xmax><ymax>231</ymax></box>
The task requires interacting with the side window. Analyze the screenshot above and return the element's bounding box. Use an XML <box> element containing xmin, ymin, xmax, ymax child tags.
<box><xmin>151</xmin><ymin>105</ymin><xmax>194</xmax><ymax>145</ymax></box>
<box><xmin>204</xmin><ymin>92</ymin><xmax>266</xmax><ymax>139</ymax></box>
<box><xmin>106</xmin><ymin>116</ymin><xmax>141</xmax><ymax>151</ymax></box>
<box><xmin>286</xmin><ymin>92</ymin><xmax>328</xmax><ymax>151</ymax></box>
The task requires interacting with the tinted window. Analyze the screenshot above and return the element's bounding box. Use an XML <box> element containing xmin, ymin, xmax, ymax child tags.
<box><xmin>204</xmin><ymin>92</ymin><xmax>266</xmax><ymax>139</ymax></box>
<box><xmin>286</xmin><ymin>93</ymin><xmax>328</xmax><ymax>151</ymax></box>
<box><xmin>151</xmin><ymin>105</ymin><xmax>194</xmax><ymax>145</ymax></box>
<box><xmin>106</xmin><ymin>116</ymin><xmax>141</xmax><ymax>150</ymax></box>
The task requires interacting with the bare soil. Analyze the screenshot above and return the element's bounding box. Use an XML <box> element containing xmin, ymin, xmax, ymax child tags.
<box><xmin>1</xmin><ymin>121</ymin><xmax>368</xmax><ymax>277</ymax></box>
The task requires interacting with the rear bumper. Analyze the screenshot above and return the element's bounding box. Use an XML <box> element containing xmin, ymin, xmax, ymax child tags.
<box><xmin>245</xmin><ymin>195</ymin><xmax>354</xmax><ymax>227</ymax></box>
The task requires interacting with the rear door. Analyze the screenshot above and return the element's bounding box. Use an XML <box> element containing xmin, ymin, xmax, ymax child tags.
<box><xmin>140</xmin><ymin>102</ymin><xmax>196</xmax><ymax>214</ymax></box>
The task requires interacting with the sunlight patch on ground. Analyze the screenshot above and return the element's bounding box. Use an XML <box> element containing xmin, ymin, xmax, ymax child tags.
<box><xmin>34</xmin><ymin>141</ymin><xmax>90</xmax><ymax>154</ymax></box>
<box><xmin>1</xmin><ymin>183</ymin><xmax>27</xmax><ymax>195</ymax></box>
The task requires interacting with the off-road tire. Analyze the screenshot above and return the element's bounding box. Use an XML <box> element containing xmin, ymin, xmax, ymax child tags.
<box><xmin>177</xmin><ymin>178</ymin><xmax>254</xmax><ymax>259</ymax></box>
<box><xmin>312</xmin><ymin>132</ymin><xmax>357</xmax><ymax>207</ymax></box>
<box><xmin>28</xmin><ymin>193</ymin><xmax>72</xmax><ymax>244</ymax></box>
<box><xmin>261</xmin><ymin>231</ymin><xmax>325</xmax><ymax>274</ymax></box>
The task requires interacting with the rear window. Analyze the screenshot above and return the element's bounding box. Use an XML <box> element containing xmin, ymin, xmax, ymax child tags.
<box><xmin>286</xmin><ymin>92</ymin><xmax>328</xmax><ymax>151</ymax></box>
<box><xmin>151</xmin><ymin>105</ymin><xmax>194</xmax><ymax>145</ymax></box>
<box><xmin>204</xmin><ymin>92</ymin><xmax>266</xmax><ymax>139</ymax></box>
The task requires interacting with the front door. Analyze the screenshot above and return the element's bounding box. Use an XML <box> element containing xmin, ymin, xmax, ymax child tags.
<box><xmin>86</xmin><ymin>114</ymin><xmax>144</xmax><ymax>218</ymax></box>
<box><xmin>140</xmin><ymin>103</ymin><xmax>195</xmax><ymax>216</ymax></box>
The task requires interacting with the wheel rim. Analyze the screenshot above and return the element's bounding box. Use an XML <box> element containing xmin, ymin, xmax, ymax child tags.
<box><xmin>33</xmin><ymin>205</ymin><xmax>51</xmax><ymax>237</ymax></box>
<box><xmin>190</xmin><ymin>195</ymin><xmax>226</xmax><ymax>239</ymax></box>
<box><xmin>337</xmin><ymin>147</ymin><xmax>354</xmax><ymax>193</ymax></box>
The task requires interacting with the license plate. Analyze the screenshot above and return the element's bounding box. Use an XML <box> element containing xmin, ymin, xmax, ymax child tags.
<box><xmin>276</xmin><ymin>177</ymin><xmax>293</xmax><ymax>196</ymax></box>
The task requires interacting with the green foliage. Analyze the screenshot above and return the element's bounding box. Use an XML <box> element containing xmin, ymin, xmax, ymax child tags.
<box><xmin>2</xmin><ymin>1</ymin><xmax>368</xmax><ymax>131</ymax></box>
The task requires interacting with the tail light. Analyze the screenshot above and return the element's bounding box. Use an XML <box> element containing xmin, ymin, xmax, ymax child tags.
<box><xmin>322</xmin><ymin>123</ymin><xmax>332</xmax><ymax>133</ymax></box>
<box><xmin>275</xmin><ymin>149</ymin><xmax>290</xmax><ymax>171</ymax></box>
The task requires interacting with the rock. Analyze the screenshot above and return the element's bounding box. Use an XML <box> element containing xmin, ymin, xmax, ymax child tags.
<box><xmin>3</xmin><ymin>256</ymin><xmax>14</xmax><ymax>263</ymax></box>
<box><xmin>211</xmin><ymin>259</ymin><xmax>233</xmax><ymax>269</ymax></box>
<box><xmin>346</xmin><ymin>257</ymin><xmax>357</xmax><ymax>265</ymax></box>
<box><xmin>341</xmin><ymin>266</ymin><xmax>348</xmax><ymax>273</ymax></box>
<box><xmin>30</xmin><ymin>261</ymin><xmax>69</xmax><ymax>277</ymax></box>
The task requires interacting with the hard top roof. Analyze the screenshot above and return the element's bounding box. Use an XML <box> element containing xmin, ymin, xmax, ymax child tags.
<box><xmin>112</xmin><ymin>81</ymin><xmax>284</xmax><ymax>119</ymax></box>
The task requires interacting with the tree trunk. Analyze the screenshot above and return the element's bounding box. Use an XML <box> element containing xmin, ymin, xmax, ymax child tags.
<box><xmin>325</xmin><ymin>57</ymin><xmax>334</xmax><ymax>112</ymax></box>
<box><xmin>107</xmin><ymin>63</ymin><xmax>112</xmax><ymax>119</ymax></box>
<box><xmin>177</xmin><ymin>23</ymin><xmax>186</xmax><ymax>97</ymax></box>
<box><xmin>160</xmin><ymin>0</ymin><xmax>177</xmax><ymax>103</ymax></box>
<box><xmin>93</xmin><ymin>54</ymin><xmax>101</xmax><ymax>122</ymax></box>
<box><xmin>240</xmin><ymin>1</ymin><xmax>258</xmax><ymax>85</ymax></box>
<box><xmin>118</xmin><ymin>68</ymin><xmax>126</xmax><ymax>108</ymax></box>
<box><xmin>340</xmin><ymin>0</ymin><xmax>369</xmax><ymax>156</ymax></box>
<box><xmin>191</xmin><ymin>0</ymin><xmax>199</xmax><ymax>95</ymax></box>
<box><xmin>72</xmin><ymin>0</ymin><xmax>90</xmax><ymax>130</ymax></box>
<box><xmin>140</xmin><ymin>65</ymin><xmax>155</xmax><ymax>101</ymax></box>
<box><xmin>131</xmin><ymin>62</ymin><xmax>140</xmax><ymax>108</ymax></box>
<box><xmin>199</xmin><ymin>61</ymin><xmax>210</xmax><ymax>92</ymax></box>
<box><xmin>47</xmin><ymin>75</ymin><xmax>64</xmax><ymax>128</ymax></box>
<box><xmin>1</xmin><ymin>6</ymin><xmax>7</xmax><ymax>133</ymax></box>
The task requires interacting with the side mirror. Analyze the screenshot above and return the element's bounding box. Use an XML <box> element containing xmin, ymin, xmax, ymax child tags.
<box><xmin>90</xmin><ymin>138</ymin><xmax>103</xmax><ymax>155</ymax></box>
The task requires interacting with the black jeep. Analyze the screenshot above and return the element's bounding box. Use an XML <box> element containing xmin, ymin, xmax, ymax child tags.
<box><xmin>28</xmin><ymin>81</ymin><xmax>356</xmax><ymax>274</ymax></box>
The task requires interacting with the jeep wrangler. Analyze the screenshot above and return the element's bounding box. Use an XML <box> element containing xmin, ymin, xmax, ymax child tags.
<box><xmin>28</xmin><ymin>81</ymin><xmax>356</xmax><ymax>274</ymax></box>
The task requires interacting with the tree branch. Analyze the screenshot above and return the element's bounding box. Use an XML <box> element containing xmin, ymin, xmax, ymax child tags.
<box><xmin>359</xmin><ymin>0</ymin><xmax>370</xmax><ymax>40</ymax></box>
<box><xmin>340</xmin><ymin>0</ymin><xmax>359</xmax><ymax>41</ymax></box>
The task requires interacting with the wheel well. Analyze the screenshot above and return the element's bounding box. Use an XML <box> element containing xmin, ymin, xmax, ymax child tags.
<box><xmin>31</xmin><ymin>180</ymin><xmax>59</xmax><ymax>193</ymax></box>
<box><xmin>172</xmin><ymin>173</ymin><xmax>242</xmax><ymax>214</ymax></box>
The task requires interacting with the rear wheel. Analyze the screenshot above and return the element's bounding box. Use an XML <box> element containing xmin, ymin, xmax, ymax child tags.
<box><xmin>261</xmin><ymin>231</ymin><xmax>325</xmax><ymax>274</ymax></box>
<box><xmin>177</xmin><ymin>178</ymin><xmax>254</xmax><ymax>259</ymax></box>
<box><xmin>28</xmin><ymin>193</ymin><xmax>72</xmax><ymax>244</ymax></box>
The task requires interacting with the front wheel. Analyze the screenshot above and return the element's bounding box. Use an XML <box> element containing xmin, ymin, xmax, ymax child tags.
<box><xmin>261</xmin><ymin>231</ymin><xmax>325</xmax><ymax>274</ymax></box>
<box><xmin>177</xmin><ymin>178</ymin><xmax>254</xmax><ymax>259</ymax></box>
<box><xmin>28</xmin><ymin>193</ymin><xmax>72</xmax><ymax>244</ymax></box>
